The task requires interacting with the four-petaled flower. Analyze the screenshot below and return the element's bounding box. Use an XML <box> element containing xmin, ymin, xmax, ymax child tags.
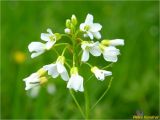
<box><xmin>80</xmin><ymin>14</ymin><xmax>102</xmax><ymax>40</ymax></box>
<box><xmin>67</xmin><ymin>67</ymin><xmax>84</xmax><ymax>92</ymax></box>
<box><xmin>91</xmin><ymin>66</ymin><xmax>112</xmax><ymax>81</ymax></box>
<box><xmin>43</xmin><ymin>56</ymin><xmax>69</xmax><ymax>81</ymax></box>
<box><xmin>41</xmin><ymin>28</ymin><xmax>57</xmax><ymax>50</ymax></box>
<box><xmin>81</xmin><ymin>41</ymin><xmax>101</xmax><ymax>62</ymax></box>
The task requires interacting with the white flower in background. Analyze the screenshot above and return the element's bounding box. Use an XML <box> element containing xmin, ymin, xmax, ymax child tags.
<box><xmin>47</xmin><ymin>84</ymin><xmax>56</xmax><ymax>95</ymax></box>
<box><xmin>43</xmin><ymin>56</ymin><xmax>69</xmax><ymax>81</ymax></box>
<box><xmin>67</xmin><ymin>67</ymin><xmax>84</xmax><ymax>92</ymax></box>
<box><xmin>81</xmin><ymin>41</ymin><xmax>101</xmax><ymax>62</ymax></box>
<box><xmin>41</xmin><ymin>28</ymin><xmax>59</xmax><ymax>50</ymax></box>
<box><xmin>28</xmin><ymin>42</ymin><xmax>46</xmax><ymax>58</ymax></box>
<box><xmin>28</xmin><ymin>86</ymin><xmax>41</xmax><ymax>98</ymax></box>
<box><xmin>91</xmin><ymin>66</ymin><xmax>112</xmax><ymax>81</ymax></box>
<box><xmin>101</xmin><ymin>39</ymin><xmax>124</xmax><ymax>46</ymax></box>
<box><xmin>100</xmin><ymin>45</ymin><xmax>120</xmax><ymax>62</ymax></box>
<box><xmin>28</xmin><ymin>84</ymin><xmax>56</xmax><ymax>98</ymax></box>
<box><xmin>80</xmin><ymin>14</ymin><xmax>102</xmax><ymax>40</ymax></box>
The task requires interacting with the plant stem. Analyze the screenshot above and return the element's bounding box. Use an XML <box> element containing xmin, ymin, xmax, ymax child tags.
<box><xmin>90</xmin><ymin>77</ymin><xmax>113</xmax><ymax>111</ymax></box>
<box><xmin>84</xmin><ymin>87</ymin><xmax>90</xmax><ymax>120</ymax></box>
<box><xmin>69</xmin><ymin>90</ymin><xmax>85</xmax><ymax>118</ymax></box>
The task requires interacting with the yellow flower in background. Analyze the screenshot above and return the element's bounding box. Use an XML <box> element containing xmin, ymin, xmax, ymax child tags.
<box><xmin>13</xmin><ymin>51</ymin><xmax>26</xmax><ymax>64</ymax></box>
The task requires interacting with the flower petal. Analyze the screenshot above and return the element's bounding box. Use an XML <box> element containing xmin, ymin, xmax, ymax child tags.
<box><xmin>103</xmin><ymin>70</ymin><xmax>112</xmax><ymax>77</ymax></box>
<box><xmin>87</xmin><ymin>32</ymin><xmax>94</xmax><ymax>40</ymax></box>
<box><xmin>43</xmin><ymin>64</ymin><xmax>59</xmax><ymax>78</ymax></box>
<box><xmin>80</xmin><ymin>23</ymin><xmax>86</xmax><ymax>31</ymax></box>
<box><xmin>31</xmin><ymin>51</ymin><xmax>44</xmax><ymax>58</ymax></box>
<box><xmin>85</xmin><ymin>14</ymin><xmax>93</xmax><ymax>25</ymax></box>
<box><xmin>41</xmin><ymin>33</ymin><xmax>50</xmax><ymax>41</ymax></box>
<box><xmin>28</xmin><ymin>42</ymin><xmax>45</xmax><ymax>52</ymax></box>
<box><xmin>60</xmin><ymin>69</ymin><xmax>69</xmax><ymax>81</ymax></box>
<box><xmin>45</xmin><ymin>41</ymin><xmax>56</xmax><ymax>50</ymax></box>
<box><xmin>57</xmin><ymin>62</ymin><xmax>65</xmax><ymax>73</ymax></box>
<box><xmin>103</xmin><ymin>46</ymin><xmax>120</xmax><ymax>62</ymax></box>
<box><xmin>81</xmin><ymin>50</ymin><xmax>89</xmax><ymax>62</ymax></box>
<box><xmin>47</xmin><ymin>28</ymin><xmax>54</xmax><ymax>35</ymax></box>
<box><xmin>90</xmin><ymin>23</ymin><xmax>102</xmax><ymax>32</ymax></box>
<box><xmin>109</xmin><ymin>39</ymin><xmax>124</xmax><ymax>46</ymax></box>
<box><xmin>90</xmin><ymin>46</ymin><xmax>101</xmax><ymax>56</ymax></box>
<box><xmin>67</xmin><ymin>75</ymin><xmax>84</xmax><ymax>92</ymax></box>
<box><xmin>93</xmin><ymin>32</ymin><xmax>101</xmax><ymax>39</ymax></box>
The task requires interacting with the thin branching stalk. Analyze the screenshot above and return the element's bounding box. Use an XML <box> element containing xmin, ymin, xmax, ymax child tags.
<box><xmin>69</xmin><ymin>90</ymin><xmax>85</xmax><ymax>118</ymax></box>
<box><xmin>90</xmin><ymin>77</ymin><xmax>113</xmax><ymax>111</ymax></box>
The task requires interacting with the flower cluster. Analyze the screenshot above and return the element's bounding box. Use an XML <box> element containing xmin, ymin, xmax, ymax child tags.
<box><xmin>23</xmin><ymin>14</ymin><xmax>124</xmax><ymax>92</ymax></box>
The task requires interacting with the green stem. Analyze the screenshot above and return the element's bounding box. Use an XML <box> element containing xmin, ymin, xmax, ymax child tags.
<box><xmin>90</xmin><ymin>77</ymin><xmax>113</xmax><ymax>111</ymax></box>
<box><xmin>69</xmin><ymin>90</ymin><xmax>85</xmax><ymax>118</ymax></box>
<box><xmin>54</xmin><ymin>43</ymin><xmax>70</xmax><ymax>47</ymax></box>
<box><xmin>53</xmin><ymin>48</ymin><xmax>60</xmax><ymax>56</ymax></box>
<box><xmin>84</xmin><ymin>62</ymin><xmax>92</xmax><ymax>68</ymax></box>
<box><xmin>61</xmin><ymin>46</ymin><xmax>68</xmax><ymax>56</ymax></box>
<box><xmin>102</xmin><ymin>63</ymin><xmax>114</xmax><ymax>69</ymax></box>
<box><xmin>84</xmin><ymin>87</ymin><xmax>90</xmax><ymax>120</ymax></box>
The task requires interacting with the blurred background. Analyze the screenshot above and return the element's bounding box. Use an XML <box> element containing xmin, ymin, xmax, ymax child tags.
<box><xmin>1</xmin><ymin>1</ymin><xmax>159</xmax><ymax>119</ymax></box>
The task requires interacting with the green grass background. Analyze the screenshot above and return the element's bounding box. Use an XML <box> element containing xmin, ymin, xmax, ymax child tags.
<box><xmin>1</xmin><ymin>1</ymin><xmax>159</xmax><ymax>119</ymax></box>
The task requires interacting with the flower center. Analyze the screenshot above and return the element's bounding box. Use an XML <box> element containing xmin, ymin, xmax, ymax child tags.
<box><xmin>49</xmin><ymin>35</ymin><xmax>56</xmax><ymax>41</ymax></box>
<box><xmin>84</xmin><ymin>25</ymin><xmax>90</xmax><ymax>31</ymax></box>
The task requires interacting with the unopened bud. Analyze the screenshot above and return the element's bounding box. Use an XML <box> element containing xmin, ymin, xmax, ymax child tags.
<box><xmin>66</xmin><ymin>19</ymin><xmax>71</xmax><ymax>28</ymax></box>
<box><xmin>71</xmin><ymin>14</ymin><xmax>77</xmax><ymax>26</ymax></box>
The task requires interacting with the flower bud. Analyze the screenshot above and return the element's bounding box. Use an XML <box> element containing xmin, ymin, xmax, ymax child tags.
<box><xmin>71</xmin><ymin>14</ymin><xmax>77</xmax><ymax>26</ymax></box>
<box><xmin>66</xmin><ymin>19</ymin><xmax>71</xmax><ymax>28</ymax></box>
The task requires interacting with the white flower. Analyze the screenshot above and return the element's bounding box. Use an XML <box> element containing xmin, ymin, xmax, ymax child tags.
<box><xmin>41</xmin><ymin>28</ymin><xmax>57</xmax><ymax>50</ymax></box>
<box><xmin>80</xmin><ymin>14</ymin><xmax>102</xmax><ymax>40</ymax></box>
<box><xmin>101</xmin><ymin>39</ymin><xmax>124</xmax><ymax>46</ymax></box>
<box><xmin>23</xmin><ymin>73</ymin><xmax>47</xmax><ymax>90</ymax></box>
<box><xmin>43</xmin><ymin>56</ymin><xmax>69</xmax><ymax>81</ymax></box>
<box><xmin>28</xmin><ymin>86</ymin><xmax>40</xmax><ymax>98</ymax></box>
<box><xmin>101</xmin><ymin>45</ymin><xmax>120</xmax><ymax>62</ymax></box>
<box><xmin>81</xmin><ymin>41</ymin><xmax>101</xmax><ymax>62</ymax></box>
<box><xmin>67</xmin><ymin>67</ymin><xmax>84</xmax><ymax>92</ymax></box>
<box><xmin>28</xmin><ymin>42</ymin><xmax>46</xmax><ymax>58</ymax></box>
<box><xmin>91</xmin><ymin>66</ymin><xmax>112</xmax><ymax>81</ymax></box>
<box><xmin>28</xmin><ymin>83</ymin><xmax>56</xmax><ymax>98</ymax></box>
<box><xmin>47</xmin><ymin>84</ymin><xmax>56</xmax><ymax>95</ymax></box>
